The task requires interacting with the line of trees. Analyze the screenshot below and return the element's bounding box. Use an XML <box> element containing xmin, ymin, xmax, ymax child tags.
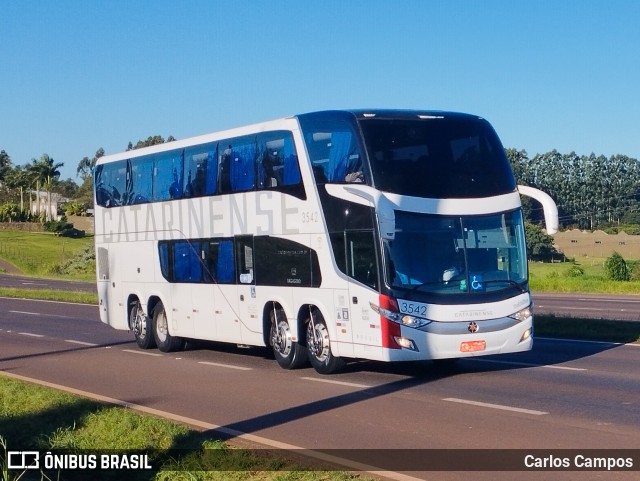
<box><xmin>507</xmin><ymin>149</ymin><xmax>640</xmax><ymax>231</ymax></box>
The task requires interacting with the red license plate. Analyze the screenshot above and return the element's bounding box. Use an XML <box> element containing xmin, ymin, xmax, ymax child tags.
<box><xmin>460</xmin><ymin>340</ymin><xmax>486</xmax><ymax>352</ymax></box>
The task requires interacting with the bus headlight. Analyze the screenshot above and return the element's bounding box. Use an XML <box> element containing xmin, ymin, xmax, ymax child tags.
<box><xmin>370</xmin><ymin>302</ymin><xmax>431</xmax><ymax>329</ymax></box>
<box><xmin>509</xmin><ymin>305</ymin><xmax>532</xmax><ymax>322</ymax></box>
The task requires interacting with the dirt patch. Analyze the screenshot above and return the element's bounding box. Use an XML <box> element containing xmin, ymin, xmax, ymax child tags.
<box><xmin>67</xmin><ymin>215</ymin><xmax>94</xmax><ymax>234</ymax></box>
<box><xmin>554</xmin><ymin>229</ymin><xmax>640</xmax><ymax>260</ymax></box>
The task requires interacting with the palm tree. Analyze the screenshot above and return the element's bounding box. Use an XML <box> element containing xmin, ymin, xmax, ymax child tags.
<box><xmin>4</xmin><ymin>166</ymin><xmax>31</xmax><ymax>214</ymax></box>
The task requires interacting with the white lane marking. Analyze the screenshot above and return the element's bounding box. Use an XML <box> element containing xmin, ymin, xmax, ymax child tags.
<box><xmin>0</xmin><ymin>296</ymin><xmax>96</xmax><ymax>307</ymax></box>
<box><xmin>469</xmin><ymin>358</ymin><xmax>587</xmax><ymax>371</ymax></box>
<box><xmin>9</xmin><ymin>309</ymin><xmax>84</xmax><ymax>320</ymax></box>
<box><xmin>18</xmin><ymin>332</ymin><xmax>45</xmax><ymax>338</ymax></box>
<box><xmin>540</xmin><ymin>336</ymin><xmax>640</xmax><ymax>347</ymax></box>
<box><xmin>301</xmin><ymin>377</ymin><xmax>372</xmax><ymax>389</ymax></box>
<box><xmin>535</xmin><ymin>296</ymin><xmax>640</xmax><ymax>304</ymax></box>
<box><xmin>443</xmin><ymin>397</ymin><xmax>548</xmax><ymax>416</ymax></box>
<box><xmin>65</xmin><ymin>340</ymin><xmax>98</xmax><ymax>346</ymax></box>
<box><xmin>122</xmin><ymin>349</ymin><xmax>163</xmax><ymax>357</ymax></box>
<box><xmin>198</xmin><ymin>361</ymin><xmax>252</xmax><ymax>371</ymax></box>
<box><xmin>0</xmin><ymin>372</ymin><xmax>425</xmax><ymax>481</ymax></box>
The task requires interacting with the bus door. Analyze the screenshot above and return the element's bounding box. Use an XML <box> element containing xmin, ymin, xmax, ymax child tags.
<box><xmin>96</xmin><ymin>245</ymin><xmax>126</xmax><ymax>330</ymax></box>
<box><xmin>169</xmin><ymin>239</ymin><xmax>203</xmax><ymax>338</ymax></box>
<box><xmin>234</xmin><ymin>235</ymin><xmax>262</xmax><ymax>345</ymax></box>
<box><xmin>203</xmin><ymin>238</ymin><xmax>241</xmax><ymax>343</ymax></box>
<box><xmin>345</xmin><ymin>231</ymin><xmax>379</xmax><ymax>350</ymax></box>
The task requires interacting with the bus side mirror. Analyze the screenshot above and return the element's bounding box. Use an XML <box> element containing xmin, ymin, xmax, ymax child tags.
<box><xmin>517</xmin><ymin>185</ymin><xmax>559</xmax><ymax>235</ymax></box>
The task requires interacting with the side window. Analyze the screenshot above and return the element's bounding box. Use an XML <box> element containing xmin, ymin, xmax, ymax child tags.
<box><xmin>254</xmin><ymin>236</ymin><xmax>322</xmax><ymax>287</ymax></box>
<box><xmin>94</xmin><ymin>164</ymin><xmax>108</xmax><ymax>207</ymax></box>
<box><xmin>330</xmin><ymin>232</ymin><xmax>346</xmax><ymax>273</ymax></box>
<box><xmin>257</xmin><ymin>131</ymin><xmax>302</xmax><ymax>189</ymax></box>
<box><xmin>95</xmin><ymin>161</ymin><xmax>127</xmax><ymax>207</ymax></box>
<box><xmin>346</xmin><ymin>231</ymin><xmax>378</xmax><ymax>289</ymax></box>
<box><xmin>301</xmin><ymin>120</ymin><xmax>365</xmax><ymax>184</ymax></box>
<box><xmin>184</xmin><ymin>143</ymin><xmax>217</xmax><ymax>198</ymax></box>
<box><xmin>235</xmin><ymin>236</ymin><xmax>254</xmax><ymax>284</ymax></box>
<box><xmin>153</xmin><ymin>151</ymin><xmax>184</xmax><ymax>201</ymax></box>
<box><xmin>202</xmin><ymin>238</ymin><xmax>235</xmax><ymax>284</ymax></box>
<box><xmin>130</xmin><ymin>157</ymin><xmax>153</xmax><ymax>204</ymax></box>
<box><xmin>229</xmin><ymin>137</ymin><xmax>257</xmax><ymax>193</ymax></box>
<box><xmin>158</xmin><ymin>241</ymin><xmax>170</xmax><ymax>280</ymax></box>
<box><xmin>173</xmin><ymin>240</ymin><xmax>202</xmax><ymax>282</ymax></box>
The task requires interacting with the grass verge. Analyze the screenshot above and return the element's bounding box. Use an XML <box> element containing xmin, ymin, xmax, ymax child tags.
<box><xmin>0</xmin><ymin>287</ymin><xmax>97</xmax><ymax>304</ymax></box>
<box><xmin>0</xmin><ymin>231</ymin><xmax>94</xmax><ymax>281</ymax></box>
<box><xmin>0</xmin><ymin>376</ymin><xmax>365</xmax><ymax>481</ymax></box>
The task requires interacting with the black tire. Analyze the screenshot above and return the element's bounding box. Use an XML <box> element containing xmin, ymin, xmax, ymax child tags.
<box><xmin>130</xmin><ymin>300</ymin><xmax>155</xmax><ymax>349</ymax></box>
<box><xmin>306</xmin><ymin>309</ymin><xmax>345</xmax><ymax>374</ymax></box>
<box><xmin>152</xmin><ymin>302</ymin><xmax>184</xmax><ymax>352</ymax></box>
<box><xmin>270</xmin><ymin>306</ymin><xmax>308</xmax><ymax>369</ymax></box>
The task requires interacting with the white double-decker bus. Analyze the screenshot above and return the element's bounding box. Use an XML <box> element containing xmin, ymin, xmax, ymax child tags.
<box><xmin>94</xmin><ymin>110</ymin><xmax>557</xmax><ymax>374</ymax></box>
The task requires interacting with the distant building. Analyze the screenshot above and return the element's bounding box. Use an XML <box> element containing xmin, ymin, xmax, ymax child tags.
<box><xmin>29</xmin><ymin>190</ymin><xmax>67</xmax><ymax>221</ymax></box>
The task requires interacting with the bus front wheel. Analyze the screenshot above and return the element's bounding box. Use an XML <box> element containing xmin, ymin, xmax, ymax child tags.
<box><xmin>270</xmin><ymin>307</ymin><xmax>307</xmax><ymax>369</ymax></box>
<box><xmin>130</xmin><ymin>300</ymin><xmax>155</xmax><ymax>349</ymax></box>
<box><xmin>153</xmin><ymin>302</ymin><xmax>184</xmax><ymax>352</ymax></box>
<box><xmin>306</xmin><ymin>310</ymin><xmax>345</xmax><ymax>374</ymax></box>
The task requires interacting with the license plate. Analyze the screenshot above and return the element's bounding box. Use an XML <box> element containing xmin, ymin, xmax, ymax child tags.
<box><xmin>460</xmin><ymin>340</ymin><xmax>486</xmax><ymax>352</ymax></box>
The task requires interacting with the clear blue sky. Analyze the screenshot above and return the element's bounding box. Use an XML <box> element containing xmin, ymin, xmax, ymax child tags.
<box><xmin>1</xmin><ymin>0</ymin><xmax>639</xmax><ymax>181</ymax></box>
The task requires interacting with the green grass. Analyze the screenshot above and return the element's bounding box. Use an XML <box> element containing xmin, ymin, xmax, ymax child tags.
<box><xmin>0</xmin><ymin>287</ymin><xmax>97</xmax><ymax>304</ymax></box>
<box><xmin>528</xmin><ymin>259</ymin><xmax>640</xmax><ymax>294</ymax></box>
<box><xmin>0</xmin><ymin>376</ymin><xmax>367</xmax><ymax>481</ymax></box>
<box><xmin>0</xmin><ymin>230</ymin><xmax>94</xmax><ymax>281</ymax></box>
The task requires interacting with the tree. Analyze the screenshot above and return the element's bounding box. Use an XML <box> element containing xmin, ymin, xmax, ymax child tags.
<box><xmin>52</xmin><ymin>178</ymin><xmax>79</xmax><ymax>199</ymax></box>
<box><xmin>127</xmin><ymin>135</ymin><xmax>176</xmax><ymax>150</ymax></box>
<box><xmin>77</xmin><ymin>147</ymin><xmax>104</xmax><ymax>179</ymax></box>
<box><xmin>28</xmin><ymin>154</ymin><xmax>63</xmax><ymax>185</ymax></box>
<box><xmin>525</xmin><ymin>221</ymin><xmax>559</xmax><ymax>261</ymax></box>
<box><xmin>4</xmin><ymin>165</ymin><xmax>31</xmax><ymax>212</ymax></box>
<box><xmin>604</xmin><ymin>252</ymin><xmax>630</xmax><ymax>281</ymax></box>
<box><xmin>0</xmin><ymin>150</ymin><xmax>11</xmax><ymax>184</ymax></box>
<box><xmin>75</xmin><ymin>148</ymin><xmax>104</xmax><ymax>210</ymax></box>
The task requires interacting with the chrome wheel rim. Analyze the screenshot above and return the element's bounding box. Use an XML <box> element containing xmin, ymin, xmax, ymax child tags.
<box><xmin>272</xmin><ymin>320</ymin><xmax>292</xmax><ymax>357</ymax></box>
<box><xmin>156</xmin><ymin>309</ymin><xmax>168</xmax><ymax>343</ymax></box>
<box><xmin>307</xmin><ymin>321</ymin><xmax>329</xmax><ymax>362</ymax></box>
<box><xmin>132</xmin><ymin>304</ymin><xmax>147</xmax><ymax>339</ymax></box>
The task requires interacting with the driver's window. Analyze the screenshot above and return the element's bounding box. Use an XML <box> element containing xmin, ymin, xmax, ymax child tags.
<box><xmin>346</xmin><ymin>231</ymin><xmax>377</xmax><ymax>289</ymax></box>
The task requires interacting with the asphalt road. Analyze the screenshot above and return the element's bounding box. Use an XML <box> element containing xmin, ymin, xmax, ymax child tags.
<box><xmin>2</xmin><ymin>273</ymin><xmax>640</xmax><ymax>321</ymax></box>
<box><xmin>532</xmin><ymin>292</ymin><xmax>640</xmax><ymax>321</ymax></box>
<box><xmin>1</xmin><ymin>297</ymin><xmax>638</xmax><ymax>480</ymax></box>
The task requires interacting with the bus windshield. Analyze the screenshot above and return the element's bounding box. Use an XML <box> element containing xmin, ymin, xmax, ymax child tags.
<box><xmin>384</xmin><ymin>210</ymin><xmax>527</xmax><ymax>296</ymax></box>
<box><xmin>358</xmin><ymin>116</ymin><xmax>516</xmax><ymax>198</ymax></box>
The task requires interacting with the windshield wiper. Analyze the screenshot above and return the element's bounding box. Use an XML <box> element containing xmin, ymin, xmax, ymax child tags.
<box><xmin>478</xmin><ymin>279</ymin><xmax>527</xmax><ymax>294</ymax></box>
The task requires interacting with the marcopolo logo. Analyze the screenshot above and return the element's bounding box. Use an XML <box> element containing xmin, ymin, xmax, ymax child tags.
<box><xmin>8</xmin><ymin>451</ymin><xmax>40</xmax><ymax>470</ymax></box>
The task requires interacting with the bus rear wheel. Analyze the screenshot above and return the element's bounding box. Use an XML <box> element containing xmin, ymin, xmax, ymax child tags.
<box><xmin>270</xmin><ymin>307</ymin><xmax>307</xmax><ymax>369</ymax></box>
<box><xmin>306</xmin><ymin>310</ymin><xmax>345</xmax><ymax>374</ymax></box>
<box><xmin>130</xmin><ymin>300</ymin><xmax>155</xmax><ymax>349</ymax></box>
<box><xmin>153</xmin><ymin>302</ymin><xmax>184</xmax><ymax>352</ymax></box>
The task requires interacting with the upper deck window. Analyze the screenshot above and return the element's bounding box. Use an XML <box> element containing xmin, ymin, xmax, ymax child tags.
<box><xmin>299</xmin><ymin>119</ymin><xmax>366</xmax><ymax>184</ymax></box>
<box><xmin>359</xmin><ymin>117</ymin><xmax>516</xmax><ymax>198</ymax></box>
